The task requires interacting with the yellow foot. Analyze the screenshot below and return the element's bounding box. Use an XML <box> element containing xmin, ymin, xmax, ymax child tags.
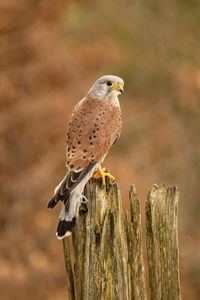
<box><xmin>93</xmin><ymin>166</ymin><xmax>115</xmax><ymax>185</ymax></box>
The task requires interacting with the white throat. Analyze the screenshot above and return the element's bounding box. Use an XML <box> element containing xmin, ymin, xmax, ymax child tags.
<box><xmin>107</xmin><ymin>93</ymin><xmax>120</xmax><ymax>107</ymax></box>
<box><xmin>89</xmin><ymin>86</ymin><xmax>121</xmax><ymax>107</ymax></box>
<box><xmin>106</xmin><ymin>90</ymin><xmax>120</xmax><ymax>107</ymax></box>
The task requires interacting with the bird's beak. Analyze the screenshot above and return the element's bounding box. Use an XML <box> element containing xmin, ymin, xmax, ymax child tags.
<box><xmin>115</xmin><ymin>84</ymin><xmax>124</xmax><ymax>94</ymax></box>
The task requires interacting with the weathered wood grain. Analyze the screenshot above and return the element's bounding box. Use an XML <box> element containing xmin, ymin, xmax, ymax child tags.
<box><xmin>62</xmin><ymin>180</ymin><xmax>181</xmax><ymax>300</ymax></box>
<box><xmin>72</xmin><ymin>178</ymin><xmax>130</xmax><ymax>300</ymax></box>
<box><xmin>146</xmin><ymin>184</ymin><xmax>181</xmax><ymax>300</ymax></box>
<box><xmin>62</xmin><ymin>237</ymin><xmax>75</xmax><ymax>300</ymax></box>
<box><xmin>125</xmin><ymin>185</ymin><xmax>147</xmax><ymax>300</ymax></box>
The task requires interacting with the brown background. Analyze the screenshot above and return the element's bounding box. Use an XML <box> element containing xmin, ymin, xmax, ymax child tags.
<box><xmin>0</xmin><ymin>0</ymin><xmax>199</xmax><ymax>299</ymax></box>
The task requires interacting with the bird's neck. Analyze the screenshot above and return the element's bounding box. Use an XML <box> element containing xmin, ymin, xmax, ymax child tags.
<box><xmin>86</xmin><ymin>91</ymin><xmax>120</xmax><ymax>107</ymax></box>
<box><xmin>107</xmin><ymin>93</ymin><xmax>120</xmax><ymax>107</ymax></box>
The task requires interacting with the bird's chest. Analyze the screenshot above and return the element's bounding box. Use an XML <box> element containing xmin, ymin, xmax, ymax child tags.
<box><xmin>102</xmin><ymin>104</ymin><xmax>122</xmax><ymax>144</ymax></box>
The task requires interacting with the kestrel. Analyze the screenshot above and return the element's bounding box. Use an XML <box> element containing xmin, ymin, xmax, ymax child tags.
<box><xmin>48</xmin><ymin>75</ymin><xmax>124</xmax><ymax>239</ymax></box>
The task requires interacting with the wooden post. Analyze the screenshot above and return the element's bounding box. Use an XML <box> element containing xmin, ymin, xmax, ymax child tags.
<box><xmin>72</xmin><ymin>178</ymin><xmax>130</xmax><ymax>300</ymax></box>
<box><xmin>62</xmin><ymin>180</ymin><xmax>181</xmax><ymax>300</ymax></box>
<box><xmin>146</xmin><ymin>184</ymin><xmax>181</xmax><ymax>300</ymax></box>
<box><xmin>62</xmin><ymin>237</ymin><xmax>75</xmax><ymax>300</ymax></box>
<box><xmin>124</xmin><ymin>185</ymin><xmax>147</xmax><ymax>300</ymax></box>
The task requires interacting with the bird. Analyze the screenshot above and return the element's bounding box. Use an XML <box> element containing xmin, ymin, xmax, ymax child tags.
<box><xmin>48</xmin><ymin>75</ymin><xmax>124</xmax><ymax>239</ymax></box>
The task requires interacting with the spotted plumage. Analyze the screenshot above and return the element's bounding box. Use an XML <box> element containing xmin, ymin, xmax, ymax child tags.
<box><xmin>48</xmin><ymin>75</ymin><xmax>124</xmax><ymax>239</ymax></box>
<box><xmin>66</xmin><ymin>96</ymin><xmax>122</xmax><ymax>170</ymax></box>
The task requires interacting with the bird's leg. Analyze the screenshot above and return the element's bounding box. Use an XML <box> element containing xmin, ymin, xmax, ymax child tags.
<box><xmin>93</xmin><ymin>165</ymin><xmax>115</xmax><ymax>185</ymax></box>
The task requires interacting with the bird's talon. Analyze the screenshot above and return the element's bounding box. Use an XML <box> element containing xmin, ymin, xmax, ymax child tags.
<box><xmin>104</xmin><ymin>172</ymin><xmax>115</xmax><ymax>181</ymax></box>
<box><xmin>93</xmin><ymin>166</ymin><xmax>115</xmax><ymax>185</ymax></box>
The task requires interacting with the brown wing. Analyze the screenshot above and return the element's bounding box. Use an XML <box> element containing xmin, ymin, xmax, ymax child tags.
<box><xmin>66</xmin><ymin>95</ymin><xmax>122</xmax><ymax>171</ymax></box>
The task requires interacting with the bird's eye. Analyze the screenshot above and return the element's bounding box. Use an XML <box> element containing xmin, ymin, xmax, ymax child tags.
<box><xmin>106</xmin><ymin>81</ymin><xmax>114</xmax><ymax>87</ymax></box>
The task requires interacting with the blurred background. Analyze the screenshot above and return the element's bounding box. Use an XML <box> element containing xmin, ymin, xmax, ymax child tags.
<box><xmin>0</xmin><ymin>0</ymin><xmax>200</xmax><ymax>299</ymax></box>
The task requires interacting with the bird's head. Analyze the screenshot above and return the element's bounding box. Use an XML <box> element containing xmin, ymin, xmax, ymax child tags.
<box><xmin>89</xmin><ymin>75</ymin><xmax>124</xmax><ymax>100</ymax></box>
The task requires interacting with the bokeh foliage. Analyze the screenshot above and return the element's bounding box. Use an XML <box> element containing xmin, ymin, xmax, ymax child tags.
<box><xmin>0</xmin><ymin>0</ymin><xmax>200</xmax><ymax>299</ymax></box>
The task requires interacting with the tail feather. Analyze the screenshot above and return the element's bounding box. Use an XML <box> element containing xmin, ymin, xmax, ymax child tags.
<box><xmin>56</xmin><ymin>217</ymin><xmax>76</xmax><ymax>239</ymax></box>
<box><xmin>48</xmin><ymin>161</ymin><xmax>98</xmax><ymax>239</ymax></box>
<box><xmin>47</xmin><ymin>161</ymin><xmax>97</xmax><ymax>209</ymax></box>
<box><xmin>47</xmin><ymin>193</ymin><xmax>64</xmax><ymax>209</ymax></box>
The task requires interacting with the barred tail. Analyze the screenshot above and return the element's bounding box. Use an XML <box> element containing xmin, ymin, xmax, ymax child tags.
<box><xmin>56</xmin><ymin>164</ymin><xmax>97</xmax><ymax>239</ymax></box>
<box><xmin>48</xmin><ymin>162</ymin><xmax>98</xmax><ymax>239</ymax></box>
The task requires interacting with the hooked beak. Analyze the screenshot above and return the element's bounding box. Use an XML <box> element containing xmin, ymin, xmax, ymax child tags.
<box><xmin>115</xmin><ymin>84</ymin><xmax>124</xmax><ymax>94</ymax></box>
